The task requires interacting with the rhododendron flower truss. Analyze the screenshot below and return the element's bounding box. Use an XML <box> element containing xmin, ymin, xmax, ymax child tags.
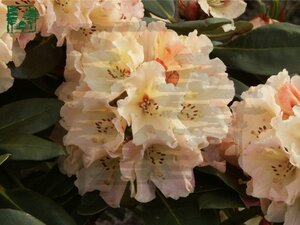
<box><xmin>230</xmin><ymin>70</ymin><xmax>300</xmax><ymax>156</ymax></box>
<box><xmin>120</xmin><ymin>140</ymin><xmax>203</xmax><ymax>203</ymax></box>
<box><xmin>60</xmin><ymin>92</ymin><xmax>126</xmax><ymax>167</ymax></box>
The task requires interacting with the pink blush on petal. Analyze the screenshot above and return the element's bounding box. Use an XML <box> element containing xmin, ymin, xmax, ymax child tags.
<box><xmin>276</xmin><ymin>84</ymin><xmax>300</xmax><ymax>117</ymax></box>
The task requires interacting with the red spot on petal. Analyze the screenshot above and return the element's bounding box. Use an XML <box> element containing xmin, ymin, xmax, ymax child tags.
<box><xmin>166</xmin><ymin>71</ymin><xmax>179</xmax><ymax>86</ymax></box>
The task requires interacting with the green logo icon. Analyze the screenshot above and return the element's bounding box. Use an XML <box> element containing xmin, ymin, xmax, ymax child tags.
<box><xmin>7</xmin><ymin>5</ymin><xmax>39</xmax><ymax>34</ymax></box>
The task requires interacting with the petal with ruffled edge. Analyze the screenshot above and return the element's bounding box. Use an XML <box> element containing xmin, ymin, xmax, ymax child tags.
<box><xmin>75</xmin><ymin>155</ymin><xmax>127</xmax><ymax>208</ymax></box>
<box><xmin>82</xmin><ymin>31</ymin><xmax>144</xmax><ymax>101</ymax></box>
<box><xmin>239</xmin><ymin>133</ymin><xmax>300</xmax><ymax>205</ymax></box>
<box><xmin>273</xmin><ymin>106</ymin><xmax>300</xmax><ymax>168</ymax></box>
<box><xmin>174</xmin><ymin>72</ymin><xmax>234</xmax><ymax>147</ymax></box>
<box><xmin>120</xmin><ymin>138</ymin><xmax>202</xmax><ymax>202</ymax></box>
<box><xmin>61</xmin><ymin>91</ymin><xmax>126</xmax><ymax>167</ymax></box>
<box><xmin>117</xmin><ymin>61</ymin><xmax>185</xmax><ymax>148</ymax></box>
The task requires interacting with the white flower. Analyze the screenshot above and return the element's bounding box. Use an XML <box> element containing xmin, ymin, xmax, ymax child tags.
<box><xmin>239</xmin><ymin>133</ymin><xmax>300</xmax><ymax>205</ymax></box>
<box><xmin>174</xmin><ymin>71</ymin><xmax>234</xmax><ymax>147</ymax></box>
<box><xmin>117</xmin><ymin>61</ymin><xmax>185</xmax><ymax>148</ymax></box>
<box><xmin>81</xmin><ymin>30</ymin><xmax>144</xmax><ymax>102</ymax></box>
<box><xmin>61</xmin><ymin>91</ymin><xmax>126</xmax><ymax>167</ymax></box>
<box><xmin>120</xmin><ymin>138</ymin><xmax>202</xmax><ymax>202</ymax></box>
<box><xmin>198</xmin><ymin>0</ymin><xmax>246</xmax><ymax>19</ymax></box>
<box><xmin>35</xmin><ymin>0</ymin><xmax>97</xmax><ymax>45</ymax></box>
<box><xmin>273</xmin><ymin>106</ymin><xmax>300</xmax><ymax>168</ymax></box>
<box><xmin>75</xmin><ymin>154</ymin><xmax>127</xmax><ymax>208</ymax></box>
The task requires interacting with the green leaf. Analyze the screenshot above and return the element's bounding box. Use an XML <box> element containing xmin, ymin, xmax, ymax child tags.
<box><xmin>229</xmin><ymin>77</ymin><xmax>249</xmax><ymax>100</ymax></box>
<box><xmin>212</xmin><ymin>23</ymin><xmax>300</xmax><ymax>75</ymax></box>
<box><xmin>77</xmin><ymin>191</ymin><xmax>108</xmax><ymax>216</ymax></box>
<box><xmin>9</xmin><ymin>36</ymin><xmax>64</xmax><ymax>79</ymax></box>
<box><xmin>142</xmin><ymin>0</ymin><xmax>175</xmax><ymax>21</ymax></box>
<box><xmin>166</xmin><ymin>18</ymin><xmax>231</xmax><ymax>35</ymax></box>
<box><xmin>0</xmin><ymin>209</ymin><xmax>46</xmax><ymax>225</ymax></box>
<box><xmin>0</xmin><ymin>188</ymin><xmax>76</xmax><ymax>225</ymax></box>
<box><xmin>0</xmin><ymin>134</ymin><xmax>64</xmax><ymax>160</ymax></box>
<box><xmin>0</xmin><ymin>154</ymin><xmax>10</xmax><ymax>165</ymax></box>
<box><xmin>141</xmin><ymin>192</ymin><xmax>219</xmax><ymax>225</ymax></box>
<box><xmin>204</xmin><ymin>21</ymin><xmax>253</xmax><ymax>41</ymax></box>
<box><xmin>0</xmin><ymin>98</ymin><xmax>62</xmax><ymax>136</ymax></box>
<box><xmin>196</xmin><ymin>165</ymin><xmax>247</xmax><ymax>196</ymax></box>
<box><xmin>30</xmin><ymin>166</ymin><xmax>74</xmax><ymax>198</ymax></box>
<box><xmin>198</xmin><ymin>190</ymin><xmax>244</xmax><ymax>209</ymax></box>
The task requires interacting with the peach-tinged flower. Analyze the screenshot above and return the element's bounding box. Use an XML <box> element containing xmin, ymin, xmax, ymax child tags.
<box><xmin>81</xmin><ymin>31</ymin><xmax>144</xmax><ymax>101</ymax></box>
<box><xmin>75</xmin><ymin>154</ymin><xmax>127</xmax><ymax>208</ymax></box>
<box><xmin>240</xmin><ymin>133</ymin><xmax>300</xmax><ymax>205</ymax></box>
<box><xmin>35</xmin><ymin>0</ymin><xmax>97</xmax><ymax>45</ymax></box>
<box><xmin>55</xmin><ymin>50</ymin><xmax>86</xmax><ymax>102</ymax></box>
<box><xmin>174</xmin><ymin>71</ymin><xmax>234</xmax><ymax>147</ymax></box>
<box><xmin>61</xmin><ymin>91</ymin><xmax>126</xmax><ymax>167</ymax></box>
<box><xmin>198</xmin><ymin>0</ymin><xmax>246</xmax><ymax>19</ymax></box>
<box><xmin>117</xmin><ymin>61</ymin><xmax>185</xmax><ymax>148</ymax></box>
<box><xmin>120</xmin><ymin>138</ymin><xmax>202</xmax><ymax>202</ymax></box>
<box><xmin>273</xmin><ymin>106</ymin><xmax>300</xmax><ymax>168</ymax></box>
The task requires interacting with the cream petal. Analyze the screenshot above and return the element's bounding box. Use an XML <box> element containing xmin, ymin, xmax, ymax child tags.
<box><xmin>0</xmin><ymin>62</ymin><xmax>13</xmax><ymax>94</ymax></box>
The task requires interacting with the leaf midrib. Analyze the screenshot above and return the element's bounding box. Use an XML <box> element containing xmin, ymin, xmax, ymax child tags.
<box><xmin>0</xmin><ymin>105</ymin><xmax>57</xmax><ymax>131</ymax></box>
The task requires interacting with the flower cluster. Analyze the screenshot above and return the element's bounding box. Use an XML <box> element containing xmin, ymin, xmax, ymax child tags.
<box><xmin>57</xmin><ymin>20</ymin><xmax>235</xmax><ymax>207</ymax></box>
<box><xmin>224</xmin><ymin>70</ymin><xmax>300</xmax><ymax>225</ymax></box>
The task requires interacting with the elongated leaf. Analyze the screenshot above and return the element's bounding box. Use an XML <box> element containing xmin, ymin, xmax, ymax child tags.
<box><xmin>141</xmin><ymin>192</ymin><xmax>219</xmax><ymax>225</ymax></box>
<box><xmin>31</xmin><ymin>166</ymin><xmax>74</xmax><ymax>198</ymax></box>
<box><xmin>229</xmin><ymin>77</ymin><xmax>249</xmax><ymax>100</ymax></box>
<box><xmin>196</xmin><ymin>165</ymin><xmax>247</xmax><ymax>196</ymax></box>
<box><xmin>212</xmin><ymin>23</ymin><xmax>300</xmax><ymax>75</ymax></box>
<box><xmin>77</xmin><ymin>191</ymin><xmax>108</xmax><ymax>216</ymax></box>
<box><xmin>10</xmin><ymin>36</ymin><xmax>64</xmax><ymax>79</ymax></box>
<box><xmin>0</xmin><ymin>209</ymin><xmax>46</xmax><ymax>225</ymax></box>
<box><xmin>142</xmin><ymin>0</ymin><xmax>175</xmax><ymax>21</ymax></box>
<box><xmin>204</xmin><ymin>21</ymin><xmax>253</xmax><ymax>41</ymax></box>
<box><xmin>0</xmin><ymin>154</ymin><xmax>10</xmax><ymax>165</ymax></box>
<box><xmin>0</xmin><ymin>134</ymin><xmax>64</xmax><ymax>160</ymax></box>
<box><xmin>0</xmin><ymin>98</ymin><xmax>62</xmax><ymax>136</ymax></box>
<box><xmin>198</xmin><ymin>190</ymin><xmax>244</xmax><ymax>209</ymax></box>
<box><xmin>0</xmin><ymin>188</ymin><xmax>76</xmax><ymax>225</ymax></box>
<box><xmin>166</xmin><ymin>18</ymin><xmax>230</xmax><ymax>35</ymax></box>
